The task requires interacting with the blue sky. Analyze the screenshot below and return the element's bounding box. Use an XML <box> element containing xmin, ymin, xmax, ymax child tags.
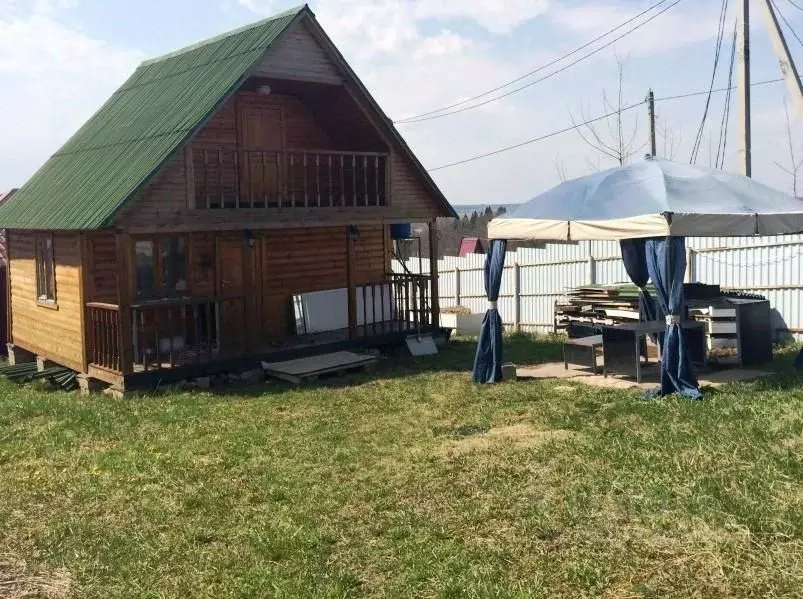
<box><xmin>2</xmin><ymin>0</ymin><xmax>803</xmax><ymax>205</ymax></box>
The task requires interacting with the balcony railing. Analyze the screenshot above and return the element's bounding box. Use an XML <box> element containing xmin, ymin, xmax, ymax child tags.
<box><xmin>194</xmin><ymin>148</ymin><xmax>389</xmax><ymax>209</ymax></box>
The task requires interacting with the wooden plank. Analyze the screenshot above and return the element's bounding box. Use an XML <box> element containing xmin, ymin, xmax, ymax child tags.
<box><xmin>346</xmin><ymin>226</ymin><xmax>356</xmax><ymax>340</ymax></box>
<box><xmin>261</xmin><ymin>351</ymin><xmax>377</xmax><ymax>384</ymax></box>
<box><xmin>116</xmin><ymin>233</ymin><xmax>134</xmax><ymax>375</ymax></box>
<box><xmin>78</xmin><ymin>233</ymin><xmax>89</xmax><ymax>373</ymax></box>
<box><xmin>185</xmin><ymin>144</ymin><xmax>196</xmax><ymax>209</ymax></box>
<box><xmin>428</xmin><ymin>221</ymin><xmax>440</xmax><ymax>328</ymax></box>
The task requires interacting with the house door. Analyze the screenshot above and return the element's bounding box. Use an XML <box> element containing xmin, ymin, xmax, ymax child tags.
<box><xmin>216</xmin><ymin>236</ymin><xmax>247</xmax><ymax>355</ymax></box>
<box><xmin>238</xmin><ymin>103</ymin><xmax>284</xmax><ymax>208</ymax></box>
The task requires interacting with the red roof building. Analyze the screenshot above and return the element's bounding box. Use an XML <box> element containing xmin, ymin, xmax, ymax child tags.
<box><xmin>458</xmin><ymin>237</ymin><xmax>486</xmax><ymax>257</ymax></box>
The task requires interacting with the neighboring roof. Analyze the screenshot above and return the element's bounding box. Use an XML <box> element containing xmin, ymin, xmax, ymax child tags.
<box><xmin>0</xmin><ymin>189</ymin><xmax>18</xmax><ymax>206</ymax></box>
<box><xmin>458</xmin><ymin>237</ymin><xmax>485</xmax><ymax>257</ymax></box>
<box><xmin>0</xmin><ymin>4</ymin><xmax>454</xmax><ymax>230</ymax></box>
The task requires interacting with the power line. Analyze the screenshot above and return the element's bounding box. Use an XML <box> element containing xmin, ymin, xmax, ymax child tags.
<box><xmin>691</xmin><ymin>0</ymin><xmax>729</xmax><ymax>164</ymax></box>
<box><xmin>393</xmin><ymin>0</ymin><xmax>673</xmax><ymax>123</ymax></box>
<box><xmin>772</xmin><ymin>0</ymin><xmax>803</xmax><ymax>49</ymax></box>
<box><xmin>716</xmin><ymin>22</ymin><xmax>738</xmax><ymax>169</ymax></box>
<box><xmin>785</xmin><ymin>0</ymin><xmax>803</xmax><ymax>12</ymax></box>
<box><xmin>395</xmin><ymin>0</ymin><xmax>685</xmax><ymax>125</ymax></box>
<box><xmin>428</xmin><ymin>78</ymin><xmax>784</xmax><ymax>172</ymax></box>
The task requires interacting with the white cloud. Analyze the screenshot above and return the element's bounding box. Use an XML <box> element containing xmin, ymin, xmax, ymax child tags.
<box><xmin>0</xmin><ymin>5</ymin><xmax>144</xmax><ymax>189</ymax></box>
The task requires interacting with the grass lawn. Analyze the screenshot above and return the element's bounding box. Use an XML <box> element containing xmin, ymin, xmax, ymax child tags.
<box><xmin>2</xmin><ymin>335</ymin><xmax>803</xmax><ymax>598</ymax></box>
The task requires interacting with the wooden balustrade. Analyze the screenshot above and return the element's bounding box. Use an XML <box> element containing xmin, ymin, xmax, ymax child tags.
<box><xmin>356</xmin><ymin>273</ymin><xmax>432</xmax><ymax>337</ymax></box>
<box><xmin>87</xmin><ymin>302</ymin><xmax>122</xmax><ymax>372</ymax></box>
<box><xmin>194</xmin><ymin>148</ymin><xmax>389</xmax><ymax>209</ymax></box>
<box><xmin>131</xmin><ymin>298</ymin><xmax>219</xmax><ymax>372</ymax></box>
<box><xmin>86</xmin><ymin>275</ymin><xmax>434</xmax><ymax>375</ymax></box>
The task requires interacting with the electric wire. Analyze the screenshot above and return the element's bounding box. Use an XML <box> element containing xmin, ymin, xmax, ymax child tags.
<box><xmin>393</xmin><ymin>0</ymin><xmax>674</xmax><ymax>123</ymax></box>
<box><xmin>428</xmin><ymin>78</ymin><xmax>784</xmax><ymax>172</ymax></box>
<box><xmin>690</xmin><ymin>0</ymin><xmax>729</xmax><ymax>164</ymax></box>
<box><xmin>715</xmin><ymin>21</ymin><xmax>738</xmax><ymax>169</ymax></box>
<box><xmin>395</xmin><ymin>0</ymin><xmax>685</xmax><ymax>125</ymax></box>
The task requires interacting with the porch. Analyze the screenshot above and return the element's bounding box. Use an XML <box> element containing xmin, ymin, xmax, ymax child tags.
<box><xmin>85</xmin><ymin>273</ymin><xmax>438</xmax><ymax>388</ymax></box>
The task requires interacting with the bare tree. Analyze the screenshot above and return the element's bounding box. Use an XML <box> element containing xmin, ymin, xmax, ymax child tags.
<box><xmin>554</xmin><ymin>155</ymin><xmax>569</xmax><ymax>182</ymax></box>
<box><xmin>571</xmin><ymin>54</ymin><xmax>642</xmax><ymax>169</ymax></box>
<box><xmin>657</xmin><ymin>120</ymin><xmax>681</xmax><ymax>160</ymax></box>
<box><xmin>775</xmin><ymin>99</ymin><xmax>803</xmax><ymax>197</ymax></box>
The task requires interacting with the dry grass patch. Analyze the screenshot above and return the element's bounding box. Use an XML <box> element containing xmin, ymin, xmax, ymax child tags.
<box><xmin>0</xmin><ymin>553</ymin><xmax>72</xmax><ymax>599</ymax></box>
<box><xmin>436</xmin><ymin>424</ymin><xmax>578</xmax><ymax>457</ymax></box>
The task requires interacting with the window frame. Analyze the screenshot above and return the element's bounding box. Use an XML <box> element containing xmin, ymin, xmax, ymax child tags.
<box><xmin>132</xmin><ymin>235</ymin><xmax>189</xmax><ymax>302</ymax></box>
<box><xmin>35</xmin><ymin>233</ymin><xmax>57</xmax><ymax>307</ymax></box>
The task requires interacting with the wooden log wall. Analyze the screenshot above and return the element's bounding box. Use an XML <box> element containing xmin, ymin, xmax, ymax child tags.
<box><xmin>85</xmin><ymin>231</ymin><xmax>118</xmax><ymax>303</ymax></box>
<box><xmin>259</xmin><ymin>225</ymin><xmax>387</xmax><ymax>340</ymax></box>
<box><xmin>7</xmin><ymin>231</ymin><xmax>85</xmax><ymax>371</ymax></box>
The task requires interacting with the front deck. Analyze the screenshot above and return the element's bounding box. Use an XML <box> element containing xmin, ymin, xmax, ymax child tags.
<box><xmin>85</xmin><ymin>273</ymin><xmax>439</xmax><ymax>389</ymax></box>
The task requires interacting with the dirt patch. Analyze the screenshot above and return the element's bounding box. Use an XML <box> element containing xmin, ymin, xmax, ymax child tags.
<box><xmin>437</xmin><ymin>424</ymin><xmax>577</xmax><ymax>457</ymax></box>
<box><xmin>0</xmin><ymin>553</ymin><xmax>73</xmax><ymax>598</ymax></box>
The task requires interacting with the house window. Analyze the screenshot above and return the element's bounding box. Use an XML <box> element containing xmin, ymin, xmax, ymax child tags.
<box><xmin>135</xmin><ymin>236</ymin><xmax>188</xmax><ymax>300</ymax></box>
<box><xmin>35</xmin><ymin>234</ymin><xmax>56</xmax><ymax>303</ymax></box>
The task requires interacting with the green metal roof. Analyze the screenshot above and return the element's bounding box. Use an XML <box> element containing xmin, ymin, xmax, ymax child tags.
<box><xmin>0</xmin><ymin>5</ymin><xmax>306</xmax><ymax>230</ymax></box>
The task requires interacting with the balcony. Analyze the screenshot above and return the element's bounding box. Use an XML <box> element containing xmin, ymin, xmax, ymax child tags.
<box><xmin>193</xmin><ymin>148</ymin><xmax>389</xmax><ymax>210</ymax></box>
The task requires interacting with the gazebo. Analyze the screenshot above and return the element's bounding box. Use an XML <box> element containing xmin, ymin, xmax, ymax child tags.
<box><xmin>473</xmin><ymin>157</ymin><xmax>803</xmax><ymax>397</ymax></box>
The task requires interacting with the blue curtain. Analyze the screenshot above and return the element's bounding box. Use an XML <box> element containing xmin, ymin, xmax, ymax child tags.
<box><xmin>472</xmin><ymin>239</ymin><xmax>507</xmax><ymax>383</ymax></box>
<box><xmin>619</xmin><ymin>239</ymin><xmax>659</xmax><ymax>323</ymax></box>
<box><xmin>645</xmin><ymin>237</ymin><xmax>702</xmax><ymax>398</ymax></box>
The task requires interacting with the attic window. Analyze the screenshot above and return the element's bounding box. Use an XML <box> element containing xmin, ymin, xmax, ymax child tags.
<box><xmin>35</xmin><ymin>234</ymin><xmax>56</xmax><ymax>304</ymax></box>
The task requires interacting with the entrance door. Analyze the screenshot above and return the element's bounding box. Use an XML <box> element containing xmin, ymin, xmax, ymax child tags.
<box><xmin>216</xmin><ymin>236</ymin><xmax>247</xmax><ymax>355</ymax></box>
<box><xmin>238</xmin><ymin>103</ymin><xmax>284</xmax><ymax>208</ymax></box>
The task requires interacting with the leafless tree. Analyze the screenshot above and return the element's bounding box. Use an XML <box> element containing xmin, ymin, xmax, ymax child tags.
<box><xmin>554</xmin><ymin>155</ymin><xmax>569</xmax><ymax>182</ymax></box>
<box><xmin>775</xmin><ymin>99</ymin><xmax>803</xmax><ymax>197</ymax></box>
<box><xmin>571</xmin><ymin>54</ymin><xmax>642</xmax><ymax>169</ymax></box>
<box><xmin>657</xmin><ymin>120</ymin><xmax>681</xmax><ymax>160</ymax></box>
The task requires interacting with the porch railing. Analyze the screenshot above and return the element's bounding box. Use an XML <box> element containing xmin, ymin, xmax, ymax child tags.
<box><xmin>194</xmin><ymin>148</ymin><xmax>389</xmax><ymax>209</ymax></box>
<box><xmin>85</xmin><ymin>275</ymin><xmax>434</xmax><ymax>375</ymax></box>
<box><xmin>131</xmin><ymin>298</ymin><xmax>219</xmax><ymax>372</ymax></box>
<box><xmin>355</xmin><ymin>273</ymin><xmax>432</xmax><ymax>337</ymax></box>
<box><xmin>87</xmin><ymin>302</ymin><xmax>121</xmax><ymax>372</ymax></box>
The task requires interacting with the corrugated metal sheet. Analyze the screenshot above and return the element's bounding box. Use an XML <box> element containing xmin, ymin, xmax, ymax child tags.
<box><xmin>398</xmin><ymin>236</ymin><xmax>803</xmax><ymax>338</ymax></box>
<box><xmin>0</xmin><ymin>6</ymin><xmax>305</xmax><ymax>230</ymax></box>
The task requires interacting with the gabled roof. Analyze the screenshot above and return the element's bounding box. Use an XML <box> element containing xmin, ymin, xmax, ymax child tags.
<box><xmin>0</xmin><ymin>5</ymin><xmax>454</xmax><ymax>230</ymax></box>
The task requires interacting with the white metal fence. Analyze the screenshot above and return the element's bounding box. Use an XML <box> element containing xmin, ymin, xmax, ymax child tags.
<box><xmin>393</xmin><ymin>235</ymin><xmax>803</xmax><ymax>340</ymax></box>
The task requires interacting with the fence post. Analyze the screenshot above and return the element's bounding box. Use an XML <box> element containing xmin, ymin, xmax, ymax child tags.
<box><xmin>588</xmin><ymin>254</ymin><xmax>596</xmax><ymax>285</ymax></box>
<box><xmin>685</xmin><ymin>247</ymin><xmax>694</xmax><ymax>283</ymax></box>
<box><xmin>513</xmin><ymin>262</ymin><xmax>521</xmax><ymax>332</ymax></box>
<box><xmin>454</xmin><ymin>266</ymin><xmax>461</xmax><ymax>306</ymax></box>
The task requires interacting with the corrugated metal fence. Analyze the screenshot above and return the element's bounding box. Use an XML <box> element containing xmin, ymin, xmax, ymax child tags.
<box><xmin>393</xmin><ymin>235</ymin><xmax>803</xmax><ymax>339</ymax></box>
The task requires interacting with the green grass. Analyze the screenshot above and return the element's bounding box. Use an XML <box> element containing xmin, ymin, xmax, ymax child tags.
<box><xmin>2</xmin><ymin>335</ymin><xmax>803</xmax><ymax>598</ymax></box>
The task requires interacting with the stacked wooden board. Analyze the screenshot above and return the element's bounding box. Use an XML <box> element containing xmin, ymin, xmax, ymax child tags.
<box><xmin>555</xmin><ymin>284</ymin><xmax>651</xmax><ymax>332</ymax></box>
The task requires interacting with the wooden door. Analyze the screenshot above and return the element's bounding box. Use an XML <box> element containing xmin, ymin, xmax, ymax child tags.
<box><xmin>239</xmin><ymin>104</ymin><xmax>284</xmax><ymax>207</ymax></box>
<box><xmin>216</xmin><ymin>236</ymin><xmax>246</xmax><ymax>355</ymax></box>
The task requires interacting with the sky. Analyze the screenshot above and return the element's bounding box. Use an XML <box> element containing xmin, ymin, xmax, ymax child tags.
<box><xmin>2</xmin><ymin>0</ymin><xmax>803</xmax><ymax>205</ymax></box>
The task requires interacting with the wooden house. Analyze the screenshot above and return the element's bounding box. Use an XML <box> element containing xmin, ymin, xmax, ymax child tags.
<box><xmin>0</xmin><ymin>5</ymin><xmax>455</xmax><ymax>391</ymax></box>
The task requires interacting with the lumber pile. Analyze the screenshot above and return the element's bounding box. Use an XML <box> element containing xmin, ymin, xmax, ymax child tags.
<box><xmin>555</xmin><ymin>283</ymin><xmax>651</xmax><ymax>332</ymax></box>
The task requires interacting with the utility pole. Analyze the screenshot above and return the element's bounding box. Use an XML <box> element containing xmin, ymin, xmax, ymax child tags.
<box><xmin>737</xmin><ymin>0</ymin><xmax>752</xmax><ymax>176</ymax></box>
<box><xmin>758</xmin><ymin>0</ymin><xmax>803</xmax><ymax>119</ymax></box>
<box><xmin>647</xmin><ymin>89</ymin><xmax>657</xmax><ymax>157</ymax></box>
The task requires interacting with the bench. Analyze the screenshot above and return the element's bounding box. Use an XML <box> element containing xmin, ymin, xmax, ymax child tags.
<box><xmin>563</xmin><ymin>335</ymin><xmax>602</xmax><ymax>374</ymax></box>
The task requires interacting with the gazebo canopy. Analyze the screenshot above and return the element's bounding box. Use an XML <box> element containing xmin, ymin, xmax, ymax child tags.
<box><xmin>488</xmin><ymin>157</ymin><xmax>803</xmax><ymax>241</ymax></box>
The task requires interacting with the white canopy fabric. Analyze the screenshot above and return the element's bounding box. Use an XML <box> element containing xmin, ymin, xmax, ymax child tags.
<box><xmin>488</xmin><ymin>157</ymin><xmax>803</xmax><ymax>241</ymax></box>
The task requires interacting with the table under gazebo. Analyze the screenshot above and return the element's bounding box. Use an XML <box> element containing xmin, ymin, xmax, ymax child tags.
<box><xmin>473</xmin><ymin>157</ymin><xmax>803</xmax><ymax>397</ymax></box>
